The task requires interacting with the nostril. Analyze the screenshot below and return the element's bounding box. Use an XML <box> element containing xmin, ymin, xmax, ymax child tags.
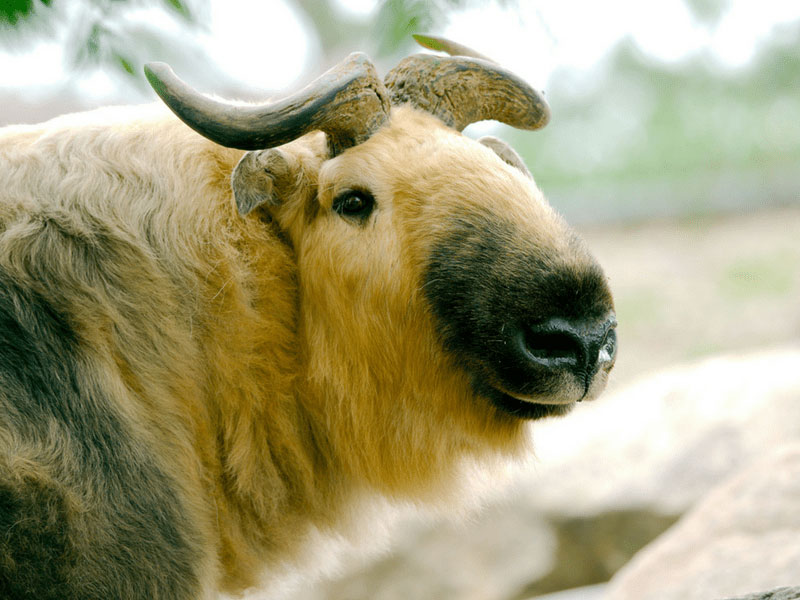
<box><xmin>598</xmin><ymin>328</ymin><xmax>617</xmax><ymax>364</ymax></box>
<box><xmin>522</xmin><ymin>328</ymin><xmax>583</xmax><ymax>367</ymax></box>
<box><xmin>516</xmin><ymin>315</ymin><xmax>616</xmax><ymax>374</ymax></box>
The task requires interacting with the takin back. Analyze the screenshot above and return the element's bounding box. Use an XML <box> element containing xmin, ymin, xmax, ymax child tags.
<box><xmin>0</xmin><ymin>38</ymin><xmax>616</xmax><ymax>599</ymax></box>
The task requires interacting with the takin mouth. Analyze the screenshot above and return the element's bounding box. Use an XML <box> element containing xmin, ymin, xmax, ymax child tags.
<box><xmin>490</xmin><ymin>390</ymin><xmax>576</xmax><ymax>420</ymax></box>
<box><xmin>463</xmin><ymin>318</ymin><xmax>617</xmax><ymax>421</ymax></box>
<box><xmin>472</xmin><ymin>379</ymin><xmax>577</xmax><ymax>420</ymax></box>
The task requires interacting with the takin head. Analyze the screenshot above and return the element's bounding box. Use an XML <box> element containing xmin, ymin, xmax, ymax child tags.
<box><xmin>146</xmin><ymin>37</ymin><xmax>617</xmax><ymax>468</ymax></box>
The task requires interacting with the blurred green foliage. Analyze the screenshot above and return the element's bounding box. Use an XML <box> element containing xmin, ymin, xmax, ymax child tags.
<box><xmin>1</xmin><ymin>0</ymin><xmax>797</xmax><ymax>221</ymax></box>
<box><xmin>0</xmin><ymin>0</ymin><xmax>192</xmax><ymax>26</ymax></box>
<box><xmin>0</xmin><ymin>0</ymin><xmax>196</xmax><ymax>81</ymax></box>
<box><xmin>515</xmin><ymin>31</ymin><xmax>800</xmax><ymax>185</ymax></box>
<box><xmin>0</xmin><ymin>0</ymin><xmax>476</xmax><ymax>81</ymax></box>
<box><xmin>505</xmin><ymin>21</ymin><xmax>800</xmax><ymax>221</ymax></box>
<box><xmin>290</xmin><ymin>0</ymin><xmax>500</xmax><ymax>59</ymax></box>
<box><xmin>720</xmin><ymin>252</ymin><xmax>796</xmax><ymax>300</ymax></box>
<box><xmin>372</xmin><ymin>0</ymin><xmax>481</xmax><ymax>56</ymax></box>
<box><xmin>0</xmin><ymin>0</ymin><xmax>51</xmax><ymax>26</ymax></box>
<box><xmin>682</xmin><ymin>0</ymin><xmax>730</xmax><ymax>27</ymax></box>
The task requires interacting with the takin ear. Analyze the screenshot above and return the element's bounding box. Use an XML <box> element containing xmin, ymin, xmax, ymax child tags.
<box><xmin>231</xmin><ymin>149</ymin><xmax>294</xmax><ymax>216</ymax></box>
<box><xmin>478</xmin><ymin>135</ymin><xmax>533</xmax><ymax>180</ymax></box>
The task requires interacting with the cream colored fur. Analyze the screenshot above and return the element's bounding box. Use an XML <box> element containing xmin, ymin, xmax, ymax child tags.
<box><xmin>0</xmin><ymin>104</ymin><xmax>580</xmax><ymax>596</ymax></box>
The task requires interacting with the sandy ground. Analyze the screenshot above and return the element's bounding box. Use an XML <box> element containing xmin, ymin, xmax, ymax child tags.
<box><xmin>576</xmin><ymin>206</ymin><xmax>800</xmax><ymax>392</ymax></box>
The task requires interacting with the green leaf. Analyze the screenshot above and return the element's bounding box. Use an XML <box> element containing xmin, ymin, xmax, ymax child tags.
<box><xmin>86</xmin><ymin>23</ymin><xmax>102</xmax><ymax>56</ymax></box>
<box><xmin>0</xmin><ymin>0</ymin><xmax>35</xmax><ymax>26</ymax></box>
<box><xmin>114</xmin><ymin>52</ymin><xmax>136</xmax><ymax>75</ymax></box>
<box><xmin>412</xmin><ymin>33</ymin><xmax>445</xmax><ymax>52</ymax></box>
<box><xmin>162</xmin><ymin>0</ymin><xmax>192</xmax><ymax>22</ymax></box>
<box><xmin>375</xmin><ymin>0</ymin><xmax>437</xmax><ymax>56</ymax></box>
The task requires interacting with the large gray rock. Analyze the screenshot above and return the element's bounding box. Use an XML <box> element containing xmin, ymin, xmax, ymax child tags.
<box><xmin>305</xmin><ymin>503</ymin><xmax>557</xmax><ymax>600</ymax></box>
<box><xmin>514</xmin><ymin>347</ymin><xmax>800</xmax><ymax>596</ymax></box>
<box><xmin>293</xmin><ymin>348</ymin><xmax>800</xmax><ymax>600</ymax></box>
<box><xmin>604</xmin><ymin>444</ymin><xmax>800</xmax><ymax>600</ymax></box>
<box><xmin>525</xmin><ymin>347</ymin><xmax>800</xmax><ymax>517</ymax></box>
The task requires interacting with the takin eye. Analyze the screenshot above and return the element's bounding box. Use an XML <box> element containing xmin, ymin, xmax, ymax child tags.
<box><xmin>332</xmin><ymin>189</ymin><xmax>375</xmax><ymax>222</ymax></box>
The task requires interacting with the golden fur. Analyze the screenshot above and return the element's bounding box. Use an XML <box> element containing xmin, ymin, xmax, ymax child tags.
<box><xmin>0</xmin><ymin>104</ymin><xmax>607</xmax><ymax>597</ymax></box>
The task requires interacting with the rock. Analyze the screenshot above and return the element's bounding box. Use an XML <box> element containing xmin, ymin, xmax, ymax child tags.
<box><xmin>526</xmin><ymin>583</ymin><xmax>608</xmax><ymax>600</ymax></box>
<box><xmin>525</xmin><ymin>347</ymin><xmax>800</xmax><ymax>517</ymax></box>
<box><xmin>303</xmin><ymin>503</ymin><xmax>557</xmax><ymax>600</ymax></box>
<box><xmin>513</xmin><ymin>347</ymin><xmax>800</xmax><ymax>596</ymax></box>
<box><xmin>293</xmin><ymin>348</ymin><xmax>800</xmax><ymax>599</ymax></box>
<box><xmin>604</xmin><ymin>444</ymin><xmax>800</xmax><ymax>600</ymax></box>
<box><xmin>723</xmin><ymin>587</ymin><xmax>800</xmax><ymax>600</ymax></box>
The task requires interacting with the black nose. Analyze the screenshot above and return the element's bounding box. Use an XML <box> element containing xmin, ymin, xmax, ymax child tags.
<box><xmin>518</xmin><ymin>316</ymin><xmax>617</xmax><ymax>379</ymax></box>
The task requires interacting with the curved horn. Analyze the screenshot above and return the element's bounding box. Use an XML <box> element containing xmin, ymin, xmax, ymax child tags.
<box><xmin>384</xmin><ymin>36</ymin><xmax>550</xmax><ymax>132</ymax></box>
<box><xmin>145</xmin><ymin>53</ymin><xmax>391</xmax><ymax>156</ymax></box>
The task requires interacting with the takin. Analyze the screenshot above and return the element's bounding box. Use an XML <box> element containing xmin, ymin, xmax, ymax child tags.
<box><xmin>0</xmin><ymin>38</ymin><xmax>616</xmax><ymax>599</ymax></box>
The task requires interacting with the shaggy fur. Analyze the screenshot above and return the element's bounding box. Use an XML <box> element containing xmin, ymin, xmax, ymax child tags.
<box><xmin>0</xmin><ymin>103</ymin><xmax>613</xmax><ymax>597</ymax></box>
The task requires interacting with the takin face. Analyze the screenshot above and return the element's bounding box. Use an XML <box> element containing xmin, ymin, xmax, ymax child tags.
<box><xmin>147</xmin><ymin>38</ymin><xmax>616</xmax><ymax>485</ymax></box>
<box><xmin>261</xmin><ymin>108</ymin><xmax>615</xmax><ymax>443</ymax></box>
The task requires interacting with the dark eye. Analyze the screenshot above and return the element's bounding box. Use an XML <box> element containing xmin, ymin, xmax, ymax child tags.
<box><xmin>332</xmin><ymin>189</ymin><xmax>375</xmax><ymax>222</ymax></box>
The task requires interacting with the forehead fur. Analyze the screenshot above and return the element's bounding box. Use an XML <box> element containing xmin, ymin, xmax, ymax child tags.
<box><xmin>334</xmin><ymin>108</ymin><xmax>546</xmax><ymax>206</ymax></box>
<box><xmin>318</xmin><ymin>106</ymin><xmax>575</xmax><ymax>264</ymax></box>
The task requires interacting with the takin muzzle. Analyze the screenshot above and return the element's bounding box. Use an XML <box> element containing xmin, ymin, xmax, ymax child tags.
<box><xmin>424</xmin><ymin>214</ymin><xmax>616</xmax><ymax>420</ymax></box>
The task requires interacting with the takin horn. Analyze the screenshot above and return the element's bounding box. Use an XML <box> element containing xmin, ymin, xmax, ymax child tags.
<box><xmin>385</xmin><ymin>35</ymin><xmax>550</xmax><ymax>132</ymax></box>
<box><xmin>144</xmin><ymin>53</ymin><xmax>391</xmax><ymax>156</ymax></box>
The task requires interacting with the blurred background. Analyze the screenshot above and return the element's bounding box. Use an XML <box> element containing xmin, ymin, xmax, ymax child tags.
<box><xmin>2</xmin><ymin>1</ymin><xmax>799</xmax><ymax>599</ymax></box>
